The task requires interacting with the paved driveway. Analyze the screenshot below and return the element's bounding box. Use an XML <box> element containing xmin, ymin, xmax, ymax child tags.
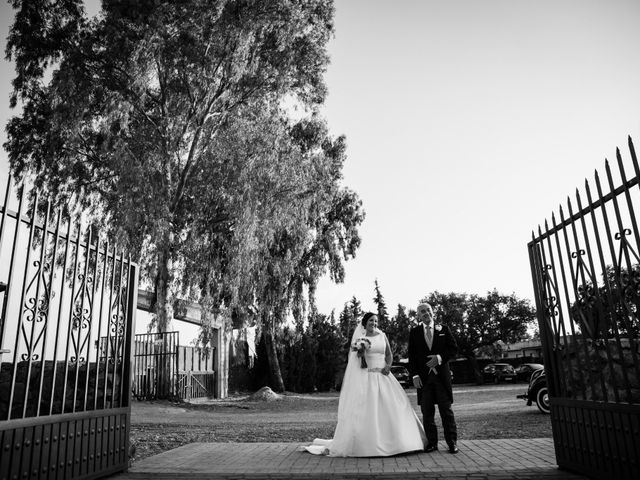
<box><xmin>106</xmin><ymin>384</ymin><xmax>580</xmax><ymax>479</ymax></box>
<box><xmin>108</xmin><ymin>438</ymin><xmax>590</xmax><ymax>480</ymax></box>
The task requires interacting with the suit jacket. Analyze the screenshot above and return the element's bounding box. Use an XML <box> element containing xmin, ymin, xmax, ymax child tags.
<box><xmin>408</xmin><ymin>323</ymin><xmax>458</xmax><ymax>403</ymax></box>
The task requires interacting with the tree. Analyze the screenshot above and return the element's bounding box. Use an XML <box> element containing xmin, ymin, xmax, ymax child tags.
<box><xmin>4</xmin><ymin>0</ymin><xmax>337</xmax><ymax>332</ymax></box>
<box><xmin>339</xmin><ymin>296</ymin><xmax>362</xmax><ymax>347</ymax></box>
<box><xmin>571</xmin><ymin>264</ymin><xmax>640</xmax><ymax>340</ymax></box>
<box><xmin>174</xmin><ymin>104</ymin><xmax>351</xmax><ymax>392</ymax></box>
<box><xmin>385</xmin><ymin>303</ymin><xmax>413</xmax><ymax>361</ymax></box>
<box><xmin>257</xmin><ymin>312</ymin><xmax>344</xmax><ymax>393</ymax></box>
<box><xmin>229</xmin><ymin>115</ymin><xmax>363</xmax><ymax>392</ymax></box>
<box><xmin>475</xmin><ymin>339</ymin><xmax>507</xmax><ymax>361</ymax></box>
<box><xmin>307</xmin><ymin>313</ymin><xmax>345</xmax><ymax>391</ymax></box>
<box><xmin>278</xmin><ymin>325</ymin><xmax>317</xmax><ymax>393</ymax></box>
<box><xmin>423</xmin><ymin>290</ymin><xmax>536</xmax><ymax>383</ymax></box>
<box><xmin>372</xmin><ymin>279</ymin><xmax>389</xmax><ymax>331</ymax></box>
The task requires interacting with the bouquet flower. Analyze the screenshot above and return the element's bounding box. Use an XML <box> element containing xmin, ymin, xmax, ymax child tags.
<box><xmin>351</xmin><ymin>337</ymin><xmax>372</xmax><ymax>368</ymax></box>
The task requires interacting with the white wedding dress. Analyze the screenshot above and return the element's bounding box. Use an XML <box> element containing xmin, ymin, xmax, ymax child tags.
<box><xmin>304</xmin><ymin>327</ymin><xmax>426</xmax><ymax>457</ymax></box>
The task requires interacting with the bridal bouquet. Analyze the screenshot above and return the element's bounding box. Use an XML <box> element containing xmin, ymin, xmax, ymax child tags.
<box><xmin>351</xmin><ymin>337</ymin><xmax>372</xmax><ymax>368</ymax></box>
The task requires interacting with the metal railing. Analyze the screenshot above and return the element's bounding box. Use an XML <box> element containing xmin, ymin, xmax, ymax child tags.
<box><xmin>528</xmin><ymin>136</ymin><xmax>640</xmax><ymax>479</ymax></box>
<box><xmin>131</xmin><ymin>332</ymin><xmax>215</xmax><ymax>400</ymax></box>
<box><xmin>0</xmin><ymin>174</ymin><xmax>139</xmax><ymax>479</ymax></box>
<box><xmin>131</xmin><ymin>331</ymin><xmax>179</xmax><ymax>400</ymax></box>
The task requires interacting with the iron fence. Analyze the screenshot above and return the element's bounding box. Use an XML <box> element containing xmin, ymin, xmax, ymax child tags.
<box><xmin>131</xmin><ymin>331</ymin><xmax>179</xmax><ymax>400</ymax></box>
<box><xmin>131</xmin><ymin>333</ymin><xmax>215</xmax><ymax>400</ymax></box>
<box><xmin>529</xmin><ymin>136</ymin><xmax>640</xmax><ymax>480</ymax></box>
<box><xmin>0</xmin><ymin>174</ymin><xmax>138</xmax><ymax>479</ymax></box>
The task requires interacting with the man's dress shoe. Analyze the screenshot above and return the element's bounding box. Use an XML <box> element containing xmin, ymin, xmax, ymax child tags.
<box><xmin>424</xmin><ymin>444</ymin><xmax>438</xmax><ymax>453</ymax></box>
<box><xmin>447</xmin><ymin>442</ymin><xmax>459</xmax><ymax>454</ymax></box>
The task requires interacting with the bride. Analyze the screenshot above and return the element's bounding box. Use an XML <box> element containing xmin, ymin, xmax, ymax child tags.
<box><xmin>305</xmin><ymin>312</ymin><xmax>426</xmax><ymax>457</ymax></box>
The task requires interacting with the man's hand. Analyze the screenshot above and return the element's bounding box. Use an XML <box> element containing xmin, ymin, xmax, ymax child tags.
<box><xmin>412</xmin><ymin>375</ymin><xmax>423</xmax><ymax>389</ymax></box>
<box><xmin>381</xmin><ymin>365</ymin><xmax>391</xmax><ymax>376</ymax></box>
<box><xmin>426</xmin><ymin>355</ymin><xmax>438</xmax><ymax>369</ymax></box>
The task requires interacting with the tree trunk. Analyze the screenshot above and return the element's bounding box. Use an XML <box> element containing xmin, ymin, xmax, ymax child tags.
<box><xmin>263</xmin><ymin>328</ymin><xmax>285</xmax><ymax>393</ymax></box>
<box><xmin>153</xmin><ymin>242</ymin><xmax>174</xmax><ymax>398</ymax></box>
<box><xmin>154</xmin><ymin>243</ymin><xmax>174</xmax><ymax>332</ymax></box>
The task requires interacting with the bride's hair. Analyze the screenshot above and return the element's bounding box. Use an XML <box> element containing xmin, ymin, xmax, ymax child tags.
<box><xmin>361</xmin><ymin>311</ymin><xmax>377</xmax><ymax>327</ymax></box>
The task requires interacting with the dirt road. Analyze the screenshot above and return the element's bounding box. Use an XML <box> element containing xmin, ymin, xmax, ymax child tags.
<box><xmin>131</xmin><ymin>383</ymin><xmax>536</xmax><ymax>424</ymax></box>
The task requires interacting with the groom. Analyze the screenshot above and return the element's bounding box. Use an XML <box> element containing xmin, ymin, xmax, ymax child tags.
<box><xmin>408</xmin><ymin>301</ymin><xmax>459</xmax><ymax>454</ymax></box>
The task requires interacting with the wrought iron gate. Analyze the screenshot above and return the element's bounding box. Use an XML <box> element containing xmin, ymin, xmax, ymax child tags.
<box><xmin>529</xmin><ymin>136</ymin><xmax>640</xmax><ymax>480</ymax></box>
<box><xmin>0</xmin><ymin>175</ymin><xmax>139</xmax><ymax>480</ymax></box>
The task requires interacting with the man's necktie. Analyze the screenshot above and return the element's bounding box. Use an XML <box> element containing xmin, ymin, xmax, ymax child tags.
<box><xmin>425</xmin><ymin>325</ymin><xmax>432</xmax><ymax>349</ymax></box>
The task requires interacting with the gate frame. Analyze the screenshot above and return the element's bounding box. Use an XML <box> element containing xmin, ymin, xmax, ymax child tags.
<box><xmin>528</xmin><ymin>136</ymin><xmax>640</xmax><ymax>480</ymax></box>
<box><xmin>0</xmin><ymin>175</ymin><xmax>139</xmax><ymax>480</ymax></box>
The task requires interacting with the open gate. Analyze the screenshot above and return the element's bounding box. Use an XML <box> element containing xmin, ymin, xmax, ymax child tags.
<box><xmin>528</xmin><ymin>136</ymin><xmax>640</xmax><ymax>479</ymax></box>
<box><xmin>0</xmin><ymin>175</ymin><xmax>139</xmax><ymax>480</ymax></box>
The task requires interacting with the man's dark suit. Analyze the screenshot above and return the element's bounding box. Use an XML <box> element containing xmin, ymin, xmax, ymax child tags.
<box><xmin>408</xmin><ymin>322</ymin><xmax>458</xmax><ymax>449</ymax></box>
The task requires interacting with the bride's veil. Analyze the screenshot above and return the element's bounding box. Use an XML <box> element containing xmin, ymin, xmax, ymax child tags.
<box><xmin>330</xmin><ymin>323</ymin><xmax>369</xmax><ymax>454</ymax></box>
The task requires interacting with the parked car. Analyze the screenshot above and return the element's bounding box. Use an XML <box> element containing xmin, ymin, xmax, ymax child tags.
<box><xmin>514</xmin><ymin>363</ymin><xmax>544</xmax><ymax>382</ymax></box>
<box><xmin>390</xmin><ymin>365</ymin><xmax>411</xmax><ymax>388</ymax></box>
<box><xmin>482</xmin><ymin>363</ymin><xmax>517</xmax><ymax>383</ymax></box>
<box><xmin>517</xmin><ymin>368</ymin><xmax>550</xmax><ymax>414</ymax></box>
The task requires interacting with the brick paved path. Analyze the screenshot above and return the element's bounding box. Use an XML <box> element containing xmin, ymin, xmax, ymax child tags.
<box><xmin>108</xmin><ymin>438</ymin><xmax>591</xmax><ymax>479</ymax></box>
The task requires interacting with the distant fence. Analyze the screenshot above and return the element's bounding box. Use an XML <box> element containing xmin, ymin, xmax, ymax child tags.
<box><xmin>177</xmin><ymin>342</ymin><xmax>215</xmax><ymax>400</ymax></box>
<box><xmin>131</xmin><ymin>331</ymin><xmax>179</xmax><ymax>400</ymax></box>
<box><xmin>131</xmin><ymin>331</ymin><xmax>214</xmax><ymax>400</ymax></box>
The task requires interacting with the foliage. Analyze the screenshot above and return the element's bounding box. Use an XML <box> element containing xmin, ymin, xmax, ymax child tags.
<box><xmin>244</xmin><ymin>117</ymin><xmax>363</xmax><ymax>320</ymax></box>
<box><xmin>235</xmin><ymin>113</ymin><xmax>363</xmax><ymax>392</ymax></box>
<box><xmin>571</xmin><ymin>264</ymin><xmax>640</xmax><ymax>340</ymax></box>
<box><xmin>338</xmin><ymin>297</ymin><xmax>363</xmax><ymax>350</ymax></box>
<box><xmin>372</xmin><ymin>279</ymin><xmax>389</xmax><ymax>329</ymax></box>
<box><xmin>250</xmin><ymin>313</ymin><xmax>345</xmax><ymax>393</ymax></box>
<box><xmin>307</xmin><ymin>313</ymin><xmax>346</xmax><ymax>390</ymax></box>
<box><xmin>386</xmin><ymin>303</ymin><xmax>415</xmax><ymax>361</ymax></box>
<box><xmin>422</xmin><ymin>290</ymin><xmax>535</xmax><ymax>359</ymax></box>
<box><xmin>371</xmin><ymin>280</ymin><xmax>417</xmax><ymax>361</ymax></box>
<box><xmin>4</xmin><ymin>0</ymin><xmax>340</xmax><ymax>332</ymax></box>
<box><xmin>248</xmin><ymin>288</ymin><xmax>535</xmax><ymax>391</ymax></box>
<box><xmin>279</xmin><ymin>326</ymin><xmax>317</xmax><ymax>393</ymax></box>
<box><xmin>475</xmin><ymin>340</ymin><xmax>507</xmax><ymax>361</ymax></box>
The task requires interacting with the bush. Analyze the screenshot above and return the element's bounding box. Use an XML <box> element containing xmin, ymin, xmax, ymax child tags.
<box><xmin>249</xmin><ymin>315</ymin><xmax>346</xmax><ymax>393</ymax></box>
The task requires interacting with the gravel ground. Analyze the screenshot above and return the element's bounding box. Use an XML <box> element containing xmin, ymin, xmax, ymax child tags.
<box><xmin>129</xmin><ymin>383</ymin><xmax>551</xmax><ymax>464</ymax></box>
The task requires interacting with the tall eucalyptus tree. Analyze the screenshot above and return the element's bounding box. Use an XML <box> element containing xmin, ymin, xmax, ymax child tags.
<box><xmin>4</xmin><ymin>0</ymin><xmax>338</xmax><ymax>331</ymax></box>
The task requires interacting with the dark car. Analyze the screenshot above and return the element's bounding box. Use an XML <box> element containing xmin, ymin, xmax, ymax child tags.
<box><xmin>390</xmin><ymin>365</ymin><xmax>411</xmax><ymax>388</ymax></box>
<box><xmin>514</xmin><ymin>363</ymin><xmax>544</xmax><ymax>383</ymax></box>
<box><xmin>517</xmin><ymin>368</ymin><xmax>549</xmax><ymax>414</ymax></box>
<box><xmin>482</xmin><ymin>363</ymin><xmax>517</xmax><ymax>384</ymax></box>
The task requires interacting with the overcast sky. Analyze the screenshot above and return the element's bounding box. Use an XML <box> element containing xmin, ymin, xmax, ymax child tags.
<box><xmin>2</xmin><ymin>1</ymin><xmax>640</xmax><ymax>326</ymax></box>
<box><xmin>315</xmin><ymin>0</ymin><xmax>640</xmax><ymax>315</ymax></box>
